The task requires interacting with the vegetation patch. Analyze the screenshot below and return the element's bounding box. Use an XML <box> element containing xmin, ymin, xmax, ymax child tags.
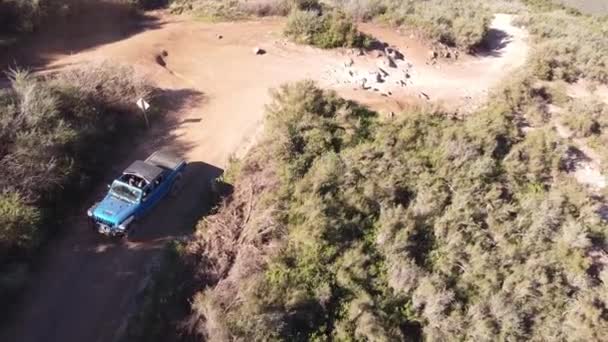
<box><xmin>324</xmin><ymin>0</ymin><xmax>492</xmax><ymax>51</ymax></box>
<box><xmin>518</xmin><ymin>8</ymin><xmax>608</xmax><ymax>83</ymax></box>
<box><xmin>181</xmin><ymin>81</ymin><xmax>608</xmax><ymax>340</ymax></box>
<box><xmin>284</xmin><ymin>8</ymin><xmax>372</xmax><ymax>48</ymax></box>
<box><xmin>168</xmin><ymin>0</ymin><xmax>294</xmax><ymax>18</ymax></box>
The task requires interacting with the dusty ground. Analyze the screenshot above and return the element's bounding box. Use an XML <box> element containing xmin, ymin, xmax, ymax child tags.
<box><xmin>0</xmin><ymin>11</ymin><xmax>528</xmax><ymax>342</ymax></box>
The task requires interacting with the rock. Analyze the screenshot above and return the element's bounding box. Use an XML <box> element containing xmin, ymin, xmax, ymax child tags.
<box><xmin>217</xmin><ymin>34</ymin><xmax>223</xmax><ymax>39</ymax></box>
<box><xmin>155</xmin><ymin>54</ymin><xmax>166</xmax><ymax>67</ymax></box>
<box><xmin>253</xmin><ymin>47</ymin><xmax>266</xmax><ymax>55</ymax></box>
<box><xmin>419</xmin><ymin>92</ymin><xmax>430</xmax><ymax>100</ymax></box>
<box><xmin>377</xmin><ymin>56</ymin><xmax>397</xmax><ymax>69</ymax></box>
<box><xmin>378</xmin><ymin>67</ymin><xmax>389</xmax><ymax>77</ymax></box>
<box><xmin>386</xmin><ymin>47</ymin><xmax>404</xmax><ymax>60</ymax></box>
<box><xmin>360</xmin><ymin>78</ymin><xmax>370</xmax><ymax>90</ymax></box>
<box><xmin>161</xmin><ymin>50</ymin><xmax>168</xmax><ymax>57</ymax></box>
<box><xmin>375</xmin><ymin>72</ymin><xmax>384</xmax><ymax>83</ymax></box>
<box><xmin>345</xmin><ymin>58</ymin><xmax>354</xmax><ymax>67</ymax></box>
<box><xmin>429</xmin><ymin>50</ymin><xmax>438</xmax><ymax>60</ymax></box>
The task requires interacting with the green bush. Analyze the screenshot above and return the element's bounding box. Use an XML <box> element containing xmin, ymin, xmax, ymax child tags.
<box><xmin>284</xmin><ymin>8</ymin><xmax>371</xmax><ymax>48</ymax></box>
<box><xmin>0</xmin><ymin>192</ymin><xmax>40</xmax><ymax>255</ymax></box>
<box><xmin>184</xmin><ymin>81</ymin><xmax>608</xmax><ymax>340</ymax></box>
<box><xmin>520</xmin><ymin>9</ymin><xmax>608</xmax><ymax>83</ymax></box>
<box><xmin>169</xmin><ymin>0</ymin><xmax>296</xmax><ymax>18</ymax></box>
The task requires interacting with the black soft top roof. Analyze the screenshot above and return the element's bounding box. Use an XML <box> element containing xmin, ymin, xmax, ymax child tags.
<box><xmin>123</xmin><ymin>160</ymin><xmax>164</xmax><ymax>183</ymax></box>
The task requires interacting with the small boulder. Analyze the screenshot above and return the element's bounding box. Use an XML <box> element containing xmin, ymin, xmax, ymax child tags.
<box><xmin>253</xmin><ymin>47</ymin><xmax>266</xmax><ymax>55</ymax></box>
<box><xmin>390</xmin><ymin>49</ymin><xmax>404</xmax><ymax>60</ymax></box>
<box><xmin>375</xmin><ymin>72</ymin><xmax>385</xmax><ymax>83</ymax></box>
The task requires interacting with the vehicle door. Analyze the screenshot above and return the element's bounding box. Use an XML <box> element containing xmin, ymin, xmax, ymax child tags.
<box><xmin>141</xmin><ymin>174</ymin><xmax>168</xmax><ymax>212</ymax></box>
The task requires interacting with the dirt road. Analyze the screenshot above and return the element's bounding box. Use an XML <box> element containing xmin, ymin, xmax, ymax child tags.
<box><xmin>0</xmin><ymin>12</ymin><xmax>528</xmax><ymax>342</ymax></box>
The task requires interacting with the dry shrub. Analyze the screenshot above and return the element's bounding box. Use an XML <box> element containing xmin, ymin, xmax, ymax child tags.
<box><xmin>50</xmin><ymin>60</ymin><xmax>153</xmax><ymax>112</ymax></box>
<box><xmin>187</xmin><ymin>149</ymin><xmax>283</xmax><ymax>339</ymax></box>
<box><xmin>169</xmin><ymin>0</ymin><xmax>293</xmax><ymax>18</ymax></box>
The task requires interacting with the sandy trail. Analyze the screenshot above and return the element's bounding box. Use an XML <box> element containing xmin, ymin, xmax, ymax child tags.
<box><xmin>0</xmin><ymin>12</ymin><xmax>528</xmax><ymax>342</ymax></box>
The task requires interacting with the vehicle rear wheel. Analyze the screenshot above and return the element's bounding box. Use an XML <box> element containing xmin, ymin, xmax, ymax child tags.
<box><xmin>170</xmin><ymin>173</ymin><xmax>184</xmax><ymax>197</ymax></box>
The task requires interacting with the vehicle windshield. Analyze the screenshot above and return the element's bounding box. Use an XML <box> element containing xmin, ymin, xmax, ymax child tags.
<box><xmin>110</xmin><ymin>182</ymin><xmax>141</xmax><ymax>203</ymax></box>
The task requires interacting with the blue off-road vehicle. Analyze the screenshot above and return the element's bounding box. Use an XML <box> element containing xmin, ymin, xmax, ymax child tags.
<box><xmin>87</xmin><ymin>149</ymin><xmax>186</xmax><ymax>237</ymax></box>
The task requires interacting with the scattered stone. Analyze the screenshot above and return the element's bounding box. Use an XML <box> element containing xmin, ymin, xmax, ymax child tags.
<box><xmin>386</xmin><ymin>47</ymin><xmax>404</xmax><ymax>60</ymax></box>
<box><xmin>429</xmin><ymin>50</ymin><xmax>438</xmax><ymax>60</ymax></box>
<box><xmin>345</xmin><ymin>58</ymin><xmax>354</xmax><ymax>67</ymax></box>
<box><xmin>419</xmin><ymin>92</ymin><xmax>430</xmax><ymax>100</ymax></box>
<box><xmin>253</xmin><ymin>47</ymin><xmax>266</xmax><ymax>55</ymax></box>
<box><xmin>217</xmin><ymin>34</ymin><xmax>223</xmax><ymax>39</ymax></box>
<box><xmin>378</xmin><ymin>67</ymin><xmax>389</xmax><ymax>77</ymax></box>
<box><xmin>155</xmin><ymin>54</ymin><xmax>166</xmax><ymax>67</ymax></box>
<box><xmin>386</xmin><ymin>56</ymin><xmax>397</xmax><ymax>68</ymax></box>
<box><xmin>374</xmin><ymin>72</ymin><xmax>384</xmax><ymax>83</ymax></box>
<box><xmin>161</xmin><ymin>50</ymin><xmax>168</xmax><ymax>57</ymax></box>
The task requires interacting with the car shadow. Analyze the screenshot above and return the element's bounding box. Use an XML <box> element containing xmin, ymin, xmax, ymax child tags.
<box><xmin>128</xmin><ymin>161</ymin><xmax>224</xmax><ymax>242</ymax></box>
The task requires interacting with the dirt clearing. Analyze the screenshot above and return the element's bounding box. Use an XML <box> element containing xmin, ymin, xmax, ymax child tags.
<box><xmin>0</xmin><ymin>11</ymin><xmax>529</xmax><ymax>342</ymax></box>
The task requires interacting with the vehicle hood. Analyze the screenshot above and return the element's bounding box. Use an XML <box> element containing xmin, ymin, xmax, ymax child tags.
<box><xmin>92</xmin><ymin>194</ymin><xmax>137</xmax><ymax>226</ymax></box>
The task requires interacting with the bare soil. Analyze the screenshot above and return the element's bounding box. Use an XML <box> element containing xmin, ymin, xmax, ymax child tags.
<box><xmin>0</xmin><ymin>11</ymin><xmax>529</xmax><ymax>342</ymax></box>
